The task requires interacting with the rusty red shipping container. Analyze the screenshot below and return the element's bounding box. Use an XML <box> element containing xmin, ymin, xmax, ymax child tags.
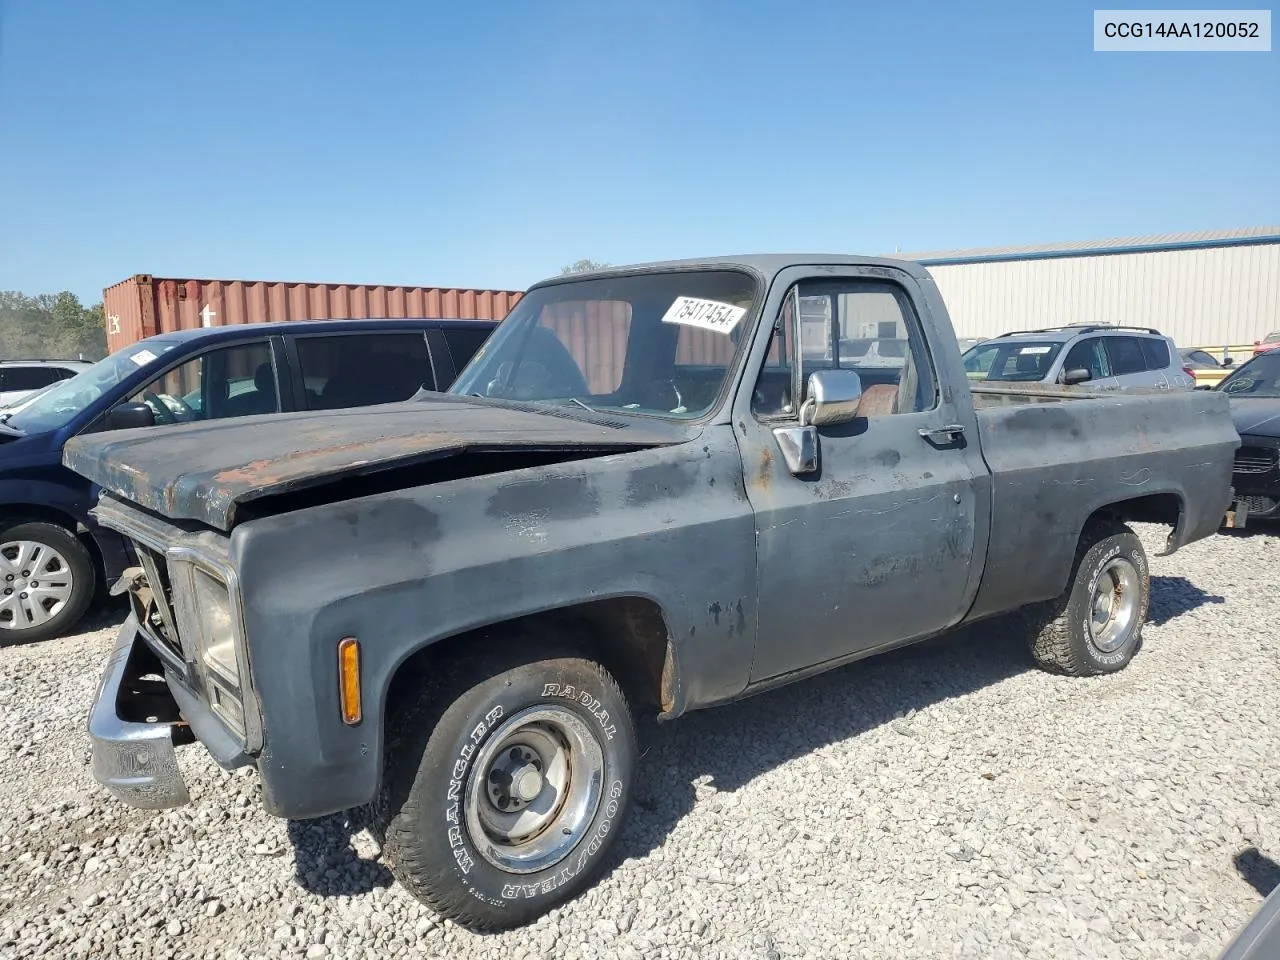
<box><xmin>102</xmin><ymin>275</ymin><xmax>524</xmax><ymax>354</ymax></box>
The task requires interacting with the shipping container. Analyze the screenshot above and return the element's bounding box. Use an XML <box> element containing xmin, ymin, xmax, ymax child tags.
<box><xmin>102</xmin><ymin>275</ymin><xmax>524</xmax><ymax>354</ymax></box>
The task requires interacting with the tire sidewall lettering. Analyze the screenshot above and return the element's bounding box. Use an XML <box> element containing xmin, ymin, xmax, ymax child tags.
<box><xmin>499</xmin><ymin>779</ymin><xmax>625</xmax><ymax>901</ymax></box>
<box><xmin>440</xmin><ymin>679</ymin><xmax>629</xmax><ymax>907</ymax></box>
<box><xmin>541</xmin><ymin>682</ymin><xmax>617</xmax><ymax>740</ymax></box>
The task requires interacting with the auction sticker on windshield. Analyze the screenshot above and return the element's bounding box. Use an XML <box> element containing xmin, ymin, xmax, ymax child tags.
<box><xmin>130</xmin><ymin>349</ymin><xmax>159</xmax><ymax>366</ymax></box>
<box><xmin>661</xmin><ymin>296</ymin><xmax>747</xmax><ymax>334</ymax></box>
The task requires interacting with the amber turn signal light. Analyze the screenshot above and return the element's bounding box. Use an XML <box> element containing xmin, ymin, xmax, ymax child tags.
<box><xmin>338</xmin><ymin>637</ymin><xmax>361</xmax><ymax>725</ymax></box>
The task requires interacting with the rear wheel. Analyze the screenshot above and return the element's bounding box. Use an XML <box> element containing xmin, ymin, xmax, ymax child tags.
<box><xmin>1027</xmin><ymin>519</ymin><xmax>1149</xmax><ymax>676</ymax></box>
<box><xmin>0</xmin><ymin>521</ymin><xmax>95</xmax><ymax>645</ymax></box>
<box><xmin>374</xmin><ymin>640</ymin><xmax>636</xmax><ymax>930</ymax></box>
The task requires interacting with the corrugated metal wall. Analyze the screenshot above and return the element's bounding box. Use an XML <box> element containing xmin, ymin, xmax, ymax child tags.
<box><xmin>927</xmin><ymin>241</ymin><xmax>1280</xmax><ymax>347</ymax></box>
<box><xmin>103</xmin><ymin>275</ymin><xmax>524</xmax><ymax>354</ymax></box>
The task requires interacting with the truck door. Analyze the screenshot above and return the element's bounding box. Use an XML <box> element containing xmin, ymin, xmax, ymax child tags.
<box><xmin>738</xmin><ymin>268</ymin><xmax>991</xmax><ymax>682</ymax></box>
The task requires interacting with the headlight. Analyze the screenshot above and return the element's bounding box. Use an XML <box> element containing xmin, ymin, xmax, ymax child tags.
<box><xmin>191</xmin><ymin>567</ymin><xmax>238</xmax><ymax>685</ymax></box>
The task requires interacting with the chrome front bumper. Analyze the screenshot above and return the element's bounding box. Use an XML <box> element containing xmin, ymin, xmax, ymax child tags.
<box><xmin>88</xmin><ymin>617</ymin><xmax>191</xmax><ymax>810</ymax></box>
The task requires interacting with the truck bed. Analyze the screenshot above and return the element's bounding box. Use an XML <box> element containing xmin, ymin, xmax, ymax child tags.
<box><xmin>962</xmin><ymin>382</ymin><xmax>1238</xmax><ymax>622</ymax></box>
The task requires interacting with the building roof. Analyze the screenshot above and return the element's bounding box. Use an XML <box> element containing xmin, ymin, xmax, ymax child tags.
<box><xmin>896</xmin><ymin>225</ymin><xmax>1280</xmax><ymax>266</ymax></box>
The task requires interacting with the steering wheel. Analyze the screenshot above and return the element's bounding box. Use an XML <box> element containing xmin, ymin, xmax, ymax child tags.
<box><xmin>141</xmin><ymin>390</ymin><xmax>178</xmax><ymax>425</ymax></box>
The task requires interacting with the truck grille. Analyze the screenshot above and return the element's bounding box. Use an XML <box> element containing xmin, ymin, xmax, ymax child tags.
<box><xmin>133</xmin><ymin>542</ymin><xmax>183</xmax><ymax>658</ymax></box>
<box><xmin>1234</xmin><ymin>446</ymin><xmax>1279</xmax><ymax>475</ymax></box>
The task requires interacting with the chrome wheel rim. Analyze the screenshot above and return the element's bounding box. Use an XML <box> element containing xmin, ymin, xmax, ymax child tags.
<box><xmin>464</xmin><ymin>705</ymin><xmax>604</xmax><ymax>874</ymax></box>
<box><xmin>1089</xmin><ymin>557</ymin><xmax>1140</xmax><ymax>654</ymax></box>
<box><xmin>0</xmin><ymin>540</ymin><xmax>75</xmax><ymax>631</ymax></box>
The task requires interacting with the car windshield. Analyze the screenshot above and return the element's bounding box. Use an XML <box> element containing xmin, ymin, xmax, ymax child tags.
<box><xmin>1219</xmin><ymin>353</ymin><xmax>1280</xmax><ymax>398</ymax></box>
<box><xmin>961</xmin><ymin>340</ymin><xmax>1063</xmax><ymax>381</ymax></box>
<box><xmin>4</xmin><ymin>340</ymin><xmax>180</xmax><ymax>434</ymax></box>
<box><xmin>450</xmin><ymin>269</ymin><xmax>759</xmax><ymax>419</ymax></box>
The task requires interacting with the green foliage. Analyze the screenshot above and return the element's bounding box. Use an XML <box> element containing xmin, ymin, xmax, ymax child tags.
<box><xmin>560</xmin><ymin>259</ymin><xmax>611</xmax><ymax>275</ymax></box>
<box><xmin>0</xmin><ymin>291</ymin><xmax>108</xmax><ymax>361</ymax></box>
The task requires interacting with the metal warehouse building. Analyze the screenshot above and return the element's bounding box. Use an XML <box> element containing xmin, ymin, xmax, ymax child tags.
<box><xmin>900</xmin><ymin>226</ymin><xmax>1279</xmax><ymax>350</ymax></box>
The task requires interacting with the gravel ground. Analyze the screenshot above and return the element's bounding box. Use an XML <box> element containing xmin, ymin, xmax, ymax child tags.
<box><xmin>1</xmin><ymin>523</ymin><xmax>1279</xmax><ymax>960</ymax></box>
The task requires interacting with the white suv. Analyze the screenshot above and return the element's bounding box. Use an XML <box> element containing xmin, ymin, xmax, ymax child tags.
<box><xmin>0</xmin><ymin>360</ymin><xmax>94</xmax><ymax>407</ymax></box>
<box><xmin>961</xmin><ymin>325</ymin><xmax>1194</xmax><ymax>391</ymax></box>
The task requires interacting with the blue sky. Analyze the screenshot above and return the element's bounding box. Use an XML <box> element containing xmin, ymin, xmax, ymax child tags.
<box><xmin>0</xmin><ymin>0</ymin><xmax>1276</xmax><ymax>304</ymax></box>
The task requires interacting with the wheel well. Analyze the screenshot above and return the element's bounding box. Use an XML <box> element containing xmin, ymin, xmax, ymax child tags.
<box><xmin>384</xmin><ymin>597</ymin><xmax>675</xmax><ymax>731</ymax></box>
<box><xmin>1087</xmin><ymin>492</ymin><xmax>1183</xmax><ymax>539</ymax></box>
<box><xmin>0</xmin><ymin>504</ymin><xmax>105</xmax><ymax>581</ymax></box>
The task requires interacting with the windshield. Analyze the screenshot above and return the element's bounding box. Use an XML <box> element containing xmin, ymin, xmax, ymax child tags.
<box><xmin>5</xmin><ymin>340</ymin><xmax>180</xmax><ymax>434</ymax></box>
<box><xmin>1219</xmin><ymin>353</ymin><xmax>1280</xmax><ymax>398</ymax></box>
<box><xmin>962</xmin><ymin>340</ymin><xmax>1063</xmax><ymax>382</ymax></box>
<box><xmin>450</xmin><ymin>270</ymin><xmax>759</xmax><ymax>419</ymax></box>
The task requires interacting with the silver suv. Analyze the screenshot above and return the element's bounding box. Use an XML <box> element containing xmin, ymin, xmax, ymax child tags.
<box><xmin>0</xmin><ymin>359</ymin><xmax>93</xmax><ymax>407</ymax></box>
<box><xmin>961</xmin><ymin>324</ymin><xmax>1194</xmax><ymax>391</ymax></box>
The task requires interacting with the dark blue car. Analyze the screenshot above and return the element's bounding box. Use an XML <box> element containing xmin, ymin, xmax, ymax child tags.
<box><xmin>0</xmin><ymin>317</ymin><xmax>496</xmax><ymax>644</ymax></box>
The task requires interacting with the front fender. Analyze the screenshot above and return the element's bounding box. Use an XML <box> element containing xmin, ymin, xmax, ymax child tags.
<box><xmin>231</xmin><ymin>429</ymin><xmax>757</xmax><ymax>819</ymax></box>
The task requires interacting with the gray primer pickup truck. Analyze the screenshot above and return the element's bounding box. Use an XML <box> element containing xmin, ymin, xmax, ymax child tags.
<box><xmin>66</xmin><ymin>255</ymin><xmax>1238</xmax><ymax>930</ymax></box>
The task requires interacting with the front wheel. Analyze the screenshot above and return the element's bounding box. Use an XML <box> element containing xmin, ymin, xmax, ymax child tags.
<box><xmin>0</xmin><ymin>521</ymin><xmax>96</xmax><ymax>645</ymax></box>
<box><xmin>374</xmin><ymin>643</ymin><xmax>636</xmax><ymax>930</ymax></box>
<box><xmin>1027</xmin><ymin>518</ymin><xmax>1150</xmax><ymax>676</ymax></box>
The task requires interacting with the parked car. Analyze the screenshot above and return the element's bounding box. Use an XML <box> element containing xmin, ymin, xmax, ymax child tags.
<box><xmin>1180</xmin><ymin>348</ymin><xmax>1236</xmax><ymax>389</ymax></box>
<box><xmin>961</xmin><ymin>324</ymin><xmax>1194</xmax><ymax>390</ymax></box>
<box><xmin>0</xmin><ymin>317</ymin><xmax>495</xmax><ymax>644</ymax></box>
<box><xmin>1254</xmin><ymin>331</ymin><xmax>1280</xmax><ymax>355</ymax></box>
<box><xmin>0</xmin><ymin>359</ymin><xmax>93</xmax><ymax>407</ymax></box>
<box><xmin>70</xmin><ymin>254</ymin><xmax>1237</xmax><ymax>931</ymax></box>
<box><xmin>1217</xmin><ymin>350</ymin><xmax>1280</xmax><ymax>524</ymax></box>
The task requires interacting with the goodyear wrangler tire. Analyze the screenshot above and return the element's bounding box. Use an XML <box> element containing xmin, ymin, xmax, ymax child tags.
<box><xmin>1027</xmin><ymin>518</ymin><xmax>1149</xmax><ymax>677</ymax></box>
<box><xmin>374</xmin><ymin>645</ymin><xmax>636</xmax><ymax>931</ymax></box>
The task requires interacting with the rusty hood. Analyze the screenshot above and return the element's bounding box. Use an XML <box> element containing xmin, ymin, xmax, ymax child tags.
<box><xmin>63</xmin><ymin>396</ymin><xmax>686</xmax><ymax>531</ymax></box>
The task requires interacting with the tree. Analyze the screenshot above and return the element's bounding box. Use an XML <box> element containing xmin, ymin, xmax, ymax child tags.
<box><xmin>560</xmin><ymin>259</ymin><xmax>611</xmax><ymax>275</ymax></box>
<box><xmin>0</xmin><ymin>290</ymin><xmax>108</xmax><ymax>361</ymax></box>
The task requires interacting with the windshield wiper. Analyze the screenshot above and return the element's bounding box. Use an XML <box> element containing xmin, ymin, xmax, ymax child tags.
<box><xmin>563</xmin><ymin>397</ymin><xmax>594</xmax><ymax>413</ymax></box>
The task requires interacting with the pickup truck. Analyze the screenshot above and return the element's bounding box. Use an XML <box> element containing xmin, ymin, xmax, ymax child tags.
<box><xmin>66</xmin><ymin>255</ymin><xmax>1239</xmax><ymax>931</ymax></box>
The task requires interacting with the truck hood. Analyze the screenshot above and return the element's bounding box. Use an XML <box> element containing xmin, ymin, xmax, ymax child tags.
<box><xmin>63</xmin><ymin>396</ymin><xmax>686</xmax><ymax>531</ymax></box>
<box><xmin>1229</xmin><ymin>398</ymin><xmax>1280</xmax><ymax>438</ymax></box>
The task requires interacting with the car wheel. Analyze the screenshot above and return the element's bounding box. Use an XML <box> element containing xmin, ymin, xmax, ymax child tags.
<box><xmin>1026</xmin><ymin>518</ymin><xmax>1149</xmax><ymax>676</ymax></box>
<box><xmin>374</xmin><ymin>637</ymin><xmax>636</xmax><ymax>931</ymax></box>
<box><xmin>0</xmin><ymin>521</ymin><xmax>96</xmax><ymax>645</ymax></box>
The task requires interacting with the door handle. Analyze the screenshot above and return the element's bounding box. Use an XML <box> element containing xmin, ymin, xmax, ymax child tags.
<box><xmin>918</xmin><ymin>423</ymin><xmax>966</xmax><ymax>443</ymax></box>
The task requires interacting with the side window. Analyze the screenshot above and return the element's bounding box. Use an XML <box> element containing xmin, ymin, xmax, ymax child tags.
<box><xmin>1140</xmin><ymin>337</ymin><xmax>1170</xmax><ymax>370</ymax></box>
<box><xmin>754</xmin><ymin>279</ymin><xmax>937</xmax><ymax>418</ymax></box>
<box><xmin>296</xmin><ymin>333</ymin><xmax>434</xmax><ymax>410</ymax></box>
<box><xmin>1106</xmin><ymin>337</ymin><xmax>1147</xmax><ymax>376</ymax></box>
<box><xmin>2</xmin><ymin>367</ymin><xmax>55</xmax><ymax>391</ymax></box>
<box><xmin>128</xmin><ymin>341</ymin><xmax>277</xmax><ymax>425</ymax></box>
<box><xmin>443</xmin><ymin>327</ymin><xmax>493</xmax><ymax>372</ymax></box>
<box><xmin>1062</xmin><ymin>338</ymin><xmax>1110</xmax><ymax>380</ymax></box>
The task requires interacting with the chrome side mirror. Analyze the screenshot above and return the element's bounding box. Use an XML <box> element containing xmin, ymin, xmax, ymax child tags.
<box><xmin>799</xmin><ymin>369</ymin><xmax>863</xmax><ymax>427</ymax></box>
<box><xmin>772</xmin><ymin>369</ymin><xmax>865</xmax><ymax>477</ymax></box>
